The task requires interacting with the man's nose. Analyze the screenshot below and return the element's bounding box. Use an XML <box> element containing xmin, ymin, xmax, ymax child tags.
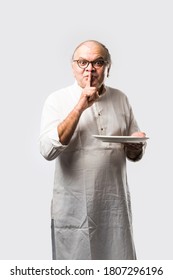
<box><xmin>86</xmin><ymin>62</ymin><xmax>95</xmax><ymax>71</ymax></box>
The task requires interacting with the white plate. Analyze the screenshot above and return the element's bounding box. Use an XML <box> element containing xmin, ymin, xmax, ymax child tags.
<box><xmin>93</xmin><ymin>135</ymin><xmax>149</xmax><ymax>143</ymax></box>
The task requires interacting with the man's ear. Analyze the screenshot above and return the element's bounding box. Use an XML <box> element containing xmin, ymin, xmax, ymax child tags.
<box><xmin>71</xmin><ymin>63</ymin><xmax>76</xmax><ymax>78</ymax></box>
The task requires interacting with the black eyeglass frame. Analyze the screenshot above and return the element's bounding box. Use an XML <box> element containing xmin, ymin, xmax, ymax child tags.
<box><xmin>73</xmin><ymin>59</ymin><xmax>108</xmax><ymax>69</ymax></box>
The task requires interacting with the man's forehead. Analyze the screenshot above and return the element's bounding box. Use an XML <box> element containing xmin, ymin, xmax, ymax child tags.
<box><xmin>74</xmin><ymin>43</ymin><xmax>105</xmax><ymax>58</ymax></box>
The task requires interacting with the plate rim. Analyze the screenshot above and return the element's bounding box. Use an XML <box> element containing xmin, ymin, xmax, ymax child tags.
<box><xmin>92</xmin><ymin>135</ymin><xmax>149</xmax><ymax>142</ymax></box>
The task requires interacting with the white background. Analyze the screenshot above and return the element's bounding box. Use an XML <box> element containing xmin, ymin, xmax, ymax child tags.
<box><xmin>0</xmin><ymin>0</ymin><xmax>172</xmax><ymax>260</ymax></box>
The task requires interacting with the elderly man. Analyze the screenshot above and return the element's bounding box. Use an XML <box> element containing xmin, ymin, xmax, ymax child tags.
<box><xmin>39</xmin><ymin>40</ymin><xmax>146</xmax><ymax>260</ymax></box>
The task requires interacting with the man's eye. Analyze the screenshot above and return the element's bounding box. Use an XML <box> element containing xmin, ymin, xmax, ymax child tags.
<box><xmin>78</xmin><ymin>60</ymin><xmax>88</xmax><ymax>66</ymax></box>
<box><xmin>94</xmin><ymin>60</ymin><xmax>104</xmax><ymax>67</ymax></box>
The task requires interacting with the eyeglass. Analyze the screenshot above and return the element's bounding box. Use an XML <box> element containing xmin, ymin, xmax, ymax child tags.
<box><xmin>73</xmin><ymin>59</ymin><xmax>107</xmax><ymax>69</ymax></box>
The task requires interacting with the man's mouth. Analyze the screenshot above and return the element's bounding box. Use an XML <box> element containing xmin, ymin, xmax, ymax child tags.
<box><xmin>85</xmin><ymin>75</ymin><xmax>98</xmax><ymax>82</ymax></box>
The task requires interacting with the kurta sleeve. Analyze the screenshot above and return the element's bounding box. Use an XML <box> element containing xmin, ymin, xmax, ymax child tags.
<box><xmin>125</xmin><ymin>97</ymin><xmax>139</xmax><ymax>135</ymax></box>
<box><xmin>39</xmin><ymin>94</ymin><xmax>68</xmax><ymax>161</ymax></box>
<box><xmin>124</xmin><ymin>95</ymin><xmax>146</xmax><ymax>162</ymax></box>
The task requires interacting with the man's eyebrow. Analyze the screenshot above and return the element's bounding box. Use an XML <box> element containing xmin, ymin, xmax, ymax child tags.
<box><xmin>94</xmin><ymin>57</ymin><xmax>105</xmax><ymax>60</ymax></box>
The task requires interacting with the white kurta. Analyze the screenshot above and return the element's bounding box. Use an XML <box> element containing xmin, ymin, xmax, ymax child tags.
<box><xmin>39</xmin><ymin>82</ymin><xmax>142</xmax><ymax>260</ymax></box>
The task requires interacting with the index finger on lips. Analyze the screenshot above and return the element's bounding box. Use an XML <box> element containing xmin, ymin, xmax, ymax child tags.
<box><xmin>86</xmin><ymin>72</ymin><xmax>92</xmax><ymax>87</ymax></box>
